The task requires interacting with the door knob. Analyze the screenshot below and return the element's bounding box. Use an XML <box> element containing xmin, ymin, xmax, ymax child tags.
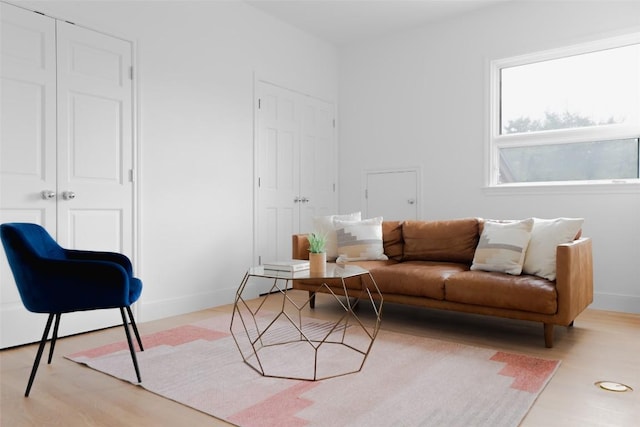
<box><xmin>407</xmin><ymin>198</ymin><xmax>415</xmax><ymax>205</ymax></box>
<box><xmin>41</xmin><ymin>190</ymin><xmax>56</xmax><ymax>200</ymax></box>
<box><xmin>301</xmin><ymin>197</ymin><xmax>309</xmax><ymax>203</ymax></box>
<box><xmin>62</xmin><ymin>191</ymin><xmax>76</xmax><ymax>200</ymax></box>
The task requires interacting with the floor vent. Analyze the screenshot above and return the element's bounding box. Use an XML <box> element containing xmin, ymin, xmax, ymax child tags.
<box><xmin>595</xmin><ymin>381</ymin><xmax>633</xmax><ymax>392</ymax></box>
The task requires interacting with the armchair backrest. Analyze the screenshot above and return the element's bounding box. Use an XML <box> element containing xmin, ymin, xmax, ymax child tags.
<box><xmin>1</xmin><ymin>223</ymin><xmax>67</xmax><ymax>311</ymax></box>
<box><xmin>1</xmin><ymin>223</ymin><xmax>65</xmax><ymax>260</ymax></box>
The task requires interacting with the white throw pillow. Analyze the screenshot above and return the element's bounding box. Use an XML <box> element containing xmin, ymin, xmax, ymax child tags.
<box><xmin>523</xmin><ymin>217</ymin><xmax>584</xmax><ymax>281</ymax></box>
<box><xmin>471</xmin><ymin>218</ymin><xmax>534</xmax><ymax>275</ymax></box>
<box><xmin>334</xmin><ymin>216</ymin><xmax>388</xmax><ymax>263</ymax></box>
<box><xmin>312</xmin><ymin>212</ymin><xmax>361</xmax><ymax>261</ymax></box>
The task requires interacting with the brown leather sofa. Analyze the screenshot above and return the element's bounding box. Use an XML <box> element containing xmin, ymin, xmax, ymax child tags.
<box><xmin>291</xmin><ymin>218</ymin><xmax>593</xmax><ymax>348</ymax></box>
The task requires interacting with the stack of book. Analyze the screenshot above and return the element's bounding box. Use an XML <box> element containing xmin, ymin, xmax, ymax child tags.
<box><xmin>263</xmin><ymin>260</ymin><xmax>310</xmax><ymax>272</ymax></box>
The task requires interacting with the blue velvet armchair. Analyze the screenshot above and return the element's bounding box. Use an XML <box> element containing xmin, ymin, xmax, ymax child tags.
<box><xmin>0</xmin><ymin>223</ymin><xmax>144</xmax><ymax>396</ymax></box>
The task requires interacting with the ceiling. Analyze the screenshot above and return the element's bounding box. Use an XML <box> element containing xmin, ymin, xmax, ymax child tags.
<box><xmin>245</xmin><ymin>0</ymin><xmax>511</xmax><ymax>46</ymax></box>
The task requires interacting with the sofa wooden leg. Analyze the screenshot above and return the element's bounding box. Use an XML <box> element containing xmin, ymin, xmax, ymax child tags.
<box><xmin>543</xmin><ymin>323</ymin><xmax>554</xmax><ymax>348</ymax></box>
<box><xmin>568</xmin><ymin>320</ymin><xmax>574</xmax><ymax>327</ymax></box>
<box><xmin>309</xmin><ymin>291</ymin><xmax>316</xmax><ymax>309</ymax></box>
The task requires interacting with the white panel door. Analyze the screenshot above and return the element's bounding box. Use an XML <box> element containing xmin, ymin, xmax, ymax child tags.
<box><xmin>366</xmin><ymin>169</ymin><xmax>419</xmax><ymax>221</ymax></box>
<box><xmin>256</xmin><ymin>81</ymin><xmax>336</xmax><ymax>272</ymax></box>
<box><xmin>0</xmin><ymin>3</ymin><xmax>58</xmax><ymax>348</ymax></box>
<box><xmin>256</xmin><ymin>82</ymin><xmax>300</xmax><ymax>265</ymax></box>
<box><xmin>299</xmin><ymin>96</ymin><xmax>336</xmax><ymax>233</ymax></box>
<box><xmin>56</xmin><ymin>21</ymin><xmax>133</xmax><ymax>254</ymax></box>
<box><xmin>54</xmin><ymin>21</ymin><xmax>134</xmax><ymax>337</ymax></box>
<box><xmin>0</xmin><ymin>5</ymin><xmax>135</xmax><ymax>347</ymax></box>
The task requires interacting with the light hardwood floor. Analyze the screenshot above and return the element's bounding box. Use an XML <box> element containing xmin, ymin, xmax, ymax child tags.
<box><xmin>1</xmin><ymin>291</ymin><xmax>639</xmax><ymax>426</ymax></box>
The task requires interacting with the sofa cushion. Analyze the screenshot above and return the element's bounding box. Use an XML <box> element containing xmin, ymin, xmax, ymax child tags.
<box><xmin>523</xmin><ymin>217</ymin><xmax>584</xmax><ymax>281</ymax></box>
<box><xmin>370</xmin><ymin>261</ymin><xmax>469</xmax><ymax>300</ymax></box>
<box><xmin>335</xmin><ymin>217</ymin><xmax>388</xmax><ymax>262</ymax></box>
<box><xmin>312</xmin><ymin>212</ymin><xmax>361</xmax><ymax>261</ymax></box>
<box><xmin>382</xmin><ymin>221</ymin><xmax>404</xmax><ymax>261</ymax></box>
<box><xmin>445</xmin><ymin>271</ymin><xmax>557</xmax><ymax>314</ymax></box>
<box><xmin>402</xmin><ymin>218</ymin><xmax>479</xmax><ymax>264</ymax></box>
<box><xmin>471</xmin><ymin>218</ymin><xmax>534</xmax><ymax>275</ymax></box>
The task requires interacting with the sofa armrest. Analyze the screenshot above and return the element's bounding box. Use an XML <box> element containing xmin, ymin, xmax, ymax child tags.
<box><xmin>555</xmin><ymin>237</ymin><xmax>593</xmax><ymax>324</ymax></box>
<box><xmin>292</xmin><ymin>234</ymin><xmax>310</xmax><ymax>260</ymax></box>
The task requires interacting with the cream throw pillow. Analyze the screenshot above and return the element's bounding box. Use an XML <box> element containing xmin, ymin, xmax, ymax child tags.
<box><xmin>523</xmin><ymin>217</ymin><xmax>584</xmax><ymax>281</ymax></box>
<box><xmin>312</xmin><ymin>212</ymin><xmax>361</xmax><ymax>261</ymax></box>
<box><xmin>334</xmin><ymin>216</ymin><xmax>388</xmax><ymax>263</ymax></box>
<box><xmin>471</xmin><ymin>218</ymin><xmax>534</xmax><ymax>275</ymax></box>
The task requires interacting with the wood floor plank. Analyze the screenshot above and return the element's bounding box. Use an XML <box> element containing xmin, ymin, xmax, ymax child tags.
<box><xmin>1</xmin><ymin>292</ymin><xmax>638</xmax><ymax>426</ymax></box>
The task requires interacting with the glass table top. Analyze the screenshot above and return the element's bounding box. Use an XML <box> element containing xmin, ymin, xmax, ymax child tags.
<box><xmin>247</xmin><ymin>263</ymin><xmax>369</xmax><ymax>280</ymax></box>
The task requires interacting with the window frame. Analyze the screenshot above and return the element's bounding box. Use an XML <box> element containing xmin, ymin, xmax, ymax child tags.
<box><xmin>487</xmin><ymin>32</ymin><xmax>640</xmax><ymax>189</ymax></box>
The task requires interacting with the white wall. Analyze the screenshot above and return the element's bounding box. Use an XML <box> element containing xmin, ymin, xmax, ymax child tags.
<box><xmin>19</xmin><ymin>0</ymin><xmax>338</xmax><ymax>321</ymax></box>
<box><xmin>14</xmin><ymin>0</ymin><xmax>640</xmax><ymax>316</ymax></box>
<box><xmin>338</xmin><ymin>1</ymin><xmax>640</xmax><ymax>313</ymax></box>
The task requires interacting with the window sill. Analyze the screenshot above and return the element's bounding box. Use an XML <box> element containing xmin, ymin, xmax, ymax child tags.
<box><xmin>483</xmin><ymin>180</ymin><xmax>640</xmax><ymax>196</ymax></box>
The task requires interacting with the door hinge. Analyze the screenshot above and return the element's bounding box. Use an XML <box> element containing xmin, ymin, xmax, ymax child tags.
<box><xmin>129</xmin><ymin>169</ymin><xmax>135</xmax><ymax>182</ymax></box>
<box><xmin>365</xmin><ymin>189</ymin><xmax>368</xmax><ymax>199</ymax></box>
<box><xmin>258</xmin><ymin>98</ymin><xmax>261</xmax><ymax>109</ymax></box>
<box><xmin>258</xmin><ymin>177</ymin><xmax>261</xmax><ymax>188</ymax></box>
<box><xmin>333</xmin><ymin>183</ymin><xmax>336</xmax><ymax>192</ymax></box>
<box><xmin>258</xmin><ymin>255</ymin><xmax>262</xmax><ymax>265</ymax></box>
<box><xmin>129</xmin><ymin>66</ymin><xmax>134</xmax><ymax>80</ymax></box>
<box><xmin>333</xmin><ymin>119</ymin><xmax>336</xmax><ymax>128</ymax></box>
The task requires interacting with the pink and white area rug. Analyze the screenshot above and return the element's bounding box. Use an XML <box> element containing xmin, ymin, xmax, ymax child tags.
<box><xmin>67</xmin><ymin>312</ymin><xmax>560</xmax><ymax>427</ymax></box>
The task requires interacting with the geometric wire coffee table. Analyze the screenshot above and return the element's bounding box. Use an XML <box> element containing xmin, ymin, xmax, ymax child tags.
<box><xmin>230</xmin><ymin>264</ymin><xmax>383</xmax><ymax>381</ymax></box>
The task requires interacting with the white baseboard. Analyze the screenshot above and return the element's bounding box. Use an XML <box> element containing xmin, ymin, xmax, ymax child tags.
<box><xmin>138</xmin><ymin>287</ymin><xmax>237</xmax><ymax>323</ymax></box>
<box><xmin>137</xmin><ymin>289</ymin><xmax>640</xmax><ymax>323</ymax></box>
<box><xmin>591</xmin><ymin>292</ymin><xmax>640</xmax><ymax>314</ymax></box>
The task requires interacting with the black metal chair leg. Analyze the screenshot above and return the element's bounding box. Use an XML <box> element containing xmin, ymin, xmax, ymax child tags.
<box><xmin>126</xmin><ymin>306</ymin><xmax>144</xmax><ymax>351</ymax></box>
<box><xmin>47</xmin><ymin>313</ymin><xmax>61</xmax><ymax>364</ymax></box>
<box><xmin>25</xmin><ymin>314</ymin><xmax>55</xmax><ymax>397</ymax></box>
<box><xmin>120</xmin><ymin>307</ymin><xmax>141</xmax><ymax>383</ymax></box>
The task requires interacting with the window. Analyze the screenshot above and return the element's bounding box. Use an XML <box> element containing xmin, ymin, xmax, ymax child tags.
<box><xmin>489</xmin><ymin>34</ymin><xmax>640</xmax><ymax>186</ymax></box>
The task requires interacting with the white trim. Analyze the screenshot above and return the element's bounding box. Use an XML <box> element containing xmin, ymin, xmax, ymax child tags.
<box><xmin>131</xmin><ymin>37</ymin><xmax>142</xmax><ymax>322</ymax></box>
<box><xmin>252</xmin><ymin>71</ymin><xmax>259</xmax><ymax>267</ymax></box>
<box><xmin>591</xmin><ymin>292</ymin><xmax>640</xmax><ymax>314</ymax></box>
<box><xmin>493</xmin><ymin>125</ymin><xmax>640</xmax><ymax>148</ymax></box>
<box><xmin>494</xmin><ymin>32</ymin><xmax>640</xmax><ymax>71</ymax></box>
<box><xmin>483</xmin><ymin>182</ymin><xmax>640</xmax><ymax>196</ymax></box>
<box><xmin>140</xmin><ymin>287</ymin><xmax>238</xmax><ymax>322</ymax></box>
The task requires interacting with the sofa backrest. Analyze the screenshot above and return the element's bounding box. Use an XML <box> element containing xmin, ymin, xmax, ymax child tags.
<box><xmin>382</xmin><ymin>221</ymin><xmax>404</xmax><ymax>261</ymax></box>
<box><xmin>382</xmin><ymin>218</ymin><xmax>480</xmax><ymax>264</ymax></box>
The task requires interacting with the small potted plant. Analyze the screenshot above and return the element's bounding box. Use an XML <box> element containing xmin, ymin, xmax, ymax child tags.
<box><xmin>308</xmin><ymin>232</ymin><xmax>327</xmax><ymax>275</ymax></box>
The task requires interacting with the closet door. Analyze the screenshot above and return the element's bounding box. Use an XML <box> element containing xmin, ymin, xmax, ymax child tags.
<box><xmin>255</xmin><ymin>81</ymin><xmax>336</xmax><ymax>268</ymax></box>
<box><xmin>53</xmin><ymin>21</ymin><xmax>135</xmax><ymax>339</ymax></box>
<box><xmin>256</xmin><ymin>82</ymin><xmax>301</xmax><ymax>265</ymax></box>
<box><xmin>0</xmin><ymin>5</ymin><xmax>57</xmax><ymax>229</ymax></box>
<box><xmin>56</xmin><ymin>21</ymin><xmax>134</xmax><ymax>255</ymax></box>
<box><xmin>0</xmin><ymin>4</ymin><xmax>58</xmax><ymax>348</ymax></box>
<box><xmin>299</xmin><ymin>96</ymin><xmax>336</xmax><ymax>232</ymax></box>
<box><xmin>0</xmin><ymin>5</ymin><xmax>135</xmax><ymax>347</ymax></box>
